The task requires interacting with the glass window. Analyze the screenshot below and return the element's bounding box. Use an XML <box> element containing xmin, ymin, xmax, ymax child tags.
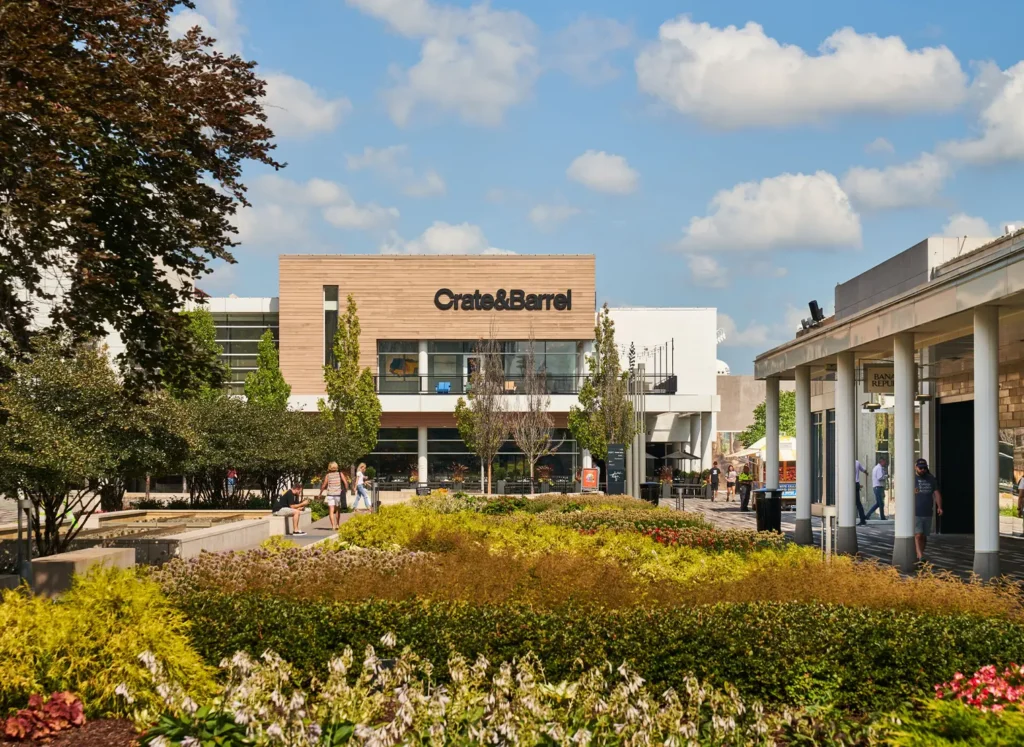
<box><xmin>378</xmin><ymin>341</ymin><xmax>419</xmax><ymax>394</ymax></box>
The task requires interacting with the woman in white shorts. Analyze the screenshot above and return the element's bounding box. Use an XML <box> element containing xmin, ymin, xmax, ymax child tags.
<box><xmin>318</xmin><ymin>461</ymin><xmax>349</xmax><ymax>530</ymax></box>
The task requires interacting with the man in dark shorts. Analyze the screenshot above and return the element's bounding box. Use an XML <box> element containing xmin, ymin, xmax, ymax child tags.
<box><xmin>709</xmin><ymin>461</ymin><xmax>721</xmax><ymax>501</ymax></box>
<box><xmin>914</xmin><ymin>458</ymin><xmax>943</xmax><ymax>563</ymax></box>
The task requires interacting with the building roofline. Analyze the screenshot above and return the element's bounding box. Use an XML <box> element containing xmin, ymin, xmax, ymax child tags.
<box><xmin>754</xmin><ymin>228</ymin><xmax>1024</xmax><ymax>373</ymax></box>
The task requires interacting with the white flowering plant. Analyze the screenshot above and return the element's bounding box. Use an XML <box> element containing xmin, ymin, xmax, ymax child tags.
<box><xmin>132</xmin><ymin>635</ymin><xmax>877</xmax><ymax>746</ymax></box>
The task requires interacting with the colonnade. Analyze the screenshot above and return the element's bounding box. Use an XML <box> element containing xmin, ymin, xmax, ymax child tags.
<box><xmin>764</xmin><ymin>307</ymin><xmax>1001</xmax><ymax>579</ymax></box>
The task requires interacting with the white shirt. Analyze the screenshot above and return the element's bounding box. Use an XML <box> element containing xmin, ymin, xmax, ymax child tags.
<box><xmin>855</xmin><ymin>459</ymin><xmax>866</xmax><ymax>485</ymax></box>
<box><xmin>1018</xmin><ymin>476</ymin><xmax>1024</xmax><ymax>493</ymax></box>
<box><xmin>872</xmin><ymin>463</ymin><xmax>886</xmax><ymax>488</ymax></box>
<box><xmin>356</xmin><ymin>469</ymin><xmax>365</xmax><ymax>487</ymax></box>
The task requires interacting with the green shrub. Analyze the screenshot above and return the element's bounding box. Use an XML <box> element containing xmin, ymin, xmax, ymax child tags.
<box><xmin>0</xmin><ymin>568</ymin><xmax>214</xmax><ymax>717</ymax></box>
<box><xmin>169</xmin><ymin>595</ymin><xmax>1024</xmax><ymax>713</ymax></box>
<box><xmin>886</xmin><ymin>700</ymin><xmax>1024</xmax><ymax>745</ymax></box>
<box><xmin>309</xmin><ymin>498</ymin><xmax>328</xmax><ymax>522</ymax></box>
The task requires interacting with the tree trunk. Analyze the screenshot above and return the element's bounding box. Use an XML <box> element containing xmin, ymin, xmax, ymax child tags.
<box><xmin>145</xmin><ymin>473</ymin><xmax>151</xmax><ymax>503</ymax></box>
<box><xmin>530</xmin><ymin>462</ymin><xmax>535</xmax><ymax>495</ymax></box>
<box><xmin>487</xmin><ymin>461</ymin><xmax>492</xmax><ymax>495</ymax></box>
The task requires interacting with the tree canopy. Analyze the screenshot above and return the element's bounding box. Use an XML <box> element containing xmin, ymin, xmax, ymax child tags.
<box><xmin>0</xmin><ymin>0</ymin><xmax>281</xmax><ymax>385</ymax></box>
<box><xmin>319</xmin><ymin>295</ymin><xmax>381</xmax><ymax>467</ymax></box>
<box><xmin>244</xmin><ymin>329</ymin><xmax>290</xmax><ymax>410</ymax></box>
<box><xmin>568</xmin><ymin>304</ymin><xmax>635</xmax><ymax>460</ymax></box>
<box><xmin>739</xmin><ymin>391</ymin><xmax>797</xmax><ymax>447</ymax></box>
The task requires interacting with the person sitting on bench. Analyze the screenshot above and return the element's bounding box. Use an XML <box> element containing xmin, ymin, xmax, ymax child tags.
<box><xmin>273</xmin><ymin>482</ymin><xmax>310</xmax><ymax>536</ymax></box>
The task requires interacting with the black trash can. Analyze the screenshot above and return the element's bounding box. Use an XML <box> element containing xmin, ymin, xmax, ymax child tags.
<box><xmin>753</xmin><ymin>488</ymin><xmax>782</xmax><ymax>532</ymax></box>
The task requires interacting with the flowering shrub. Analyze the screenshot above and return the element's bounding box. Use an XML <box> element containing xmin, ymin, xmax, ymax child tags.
<box><xmin>935</xmin><ymin>664</ymin><xmax>1024</xmax><ymax>712</ymax></box>
<box><xmin>3</xmin><ymin>692</ymin><xmax>85</xmax><ymax>741</ymax></box>
<box><xmin>138</xmin><ymin>639</ymin><xmax>874</xmax><ymax>746</ymax></box>
<box><xmin>644</xmin><ymin>526</ymin><xmax>788</xmax><ymax>553</ymax></box>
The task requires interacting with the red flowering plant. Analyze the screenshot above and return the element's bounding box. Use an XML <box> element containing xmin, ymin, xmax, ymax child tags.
<box><xmin>935</xmin><ymin>664</ymin><xmax>1024</xmax><ymax>712</ymax></box>
<box><xmin>643</xmin><ymin>526</ymin><xmax>786</xmax><ymax>553</ymax></box>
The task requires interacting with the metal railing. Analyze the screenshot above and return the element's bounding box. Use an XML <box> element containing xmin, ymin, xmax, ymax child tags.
<box><xmin>373</xmin><ymin>374</ymin><xmax>678</xmax><ymax>396</ymax></box>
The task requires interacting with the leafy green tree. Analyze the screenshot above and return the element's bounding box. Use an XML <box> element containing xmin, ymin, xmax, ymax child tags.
<box><xmin>455</xmin><ymin>332</ymin><xmax>510</xmax><ymax>494</ymax></box>
<box><xmin>0</xmin><ymin>0</ymin><xmax>281</xmax><ymax>386</ymax></box>
<box><xmin>568</xmin><ymin>304</ymin><xmax>635</xmax><ymax>461</ymax></box>
<box><xmin>318</xmin><ymin>295</ymin><xmax>381</xmax><ymax>469</ymax></box>
<box><xmin>164</xmin><ymin>308</ymin><xmax>228</xmax><ymax>400</ymax></box>
<box><xmin>244</xmin><ymin>329</ymin><xmax>290</xmax><ymax>410</ymax></box>
<box><xmin>0</xmin><ymin>336</ymin><xmax>176</xmax><ymax>554</ymax></box>
<box><xmin>738</xmin><ymin>390</ymin><xmax>797</xmax><ymax>447</ymax></box>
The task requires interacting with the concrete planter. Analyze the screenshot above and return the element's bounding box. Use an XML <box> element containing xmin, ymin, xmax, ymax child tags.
<box><xmin>496</xmin><ymin>480</ymin><xmax>506</xmax><ymax>495</ymax></box>
<box><xmin>541</xmin><ymin>482</ymin><xmax>551</xmax><ymax>493</ymax></box>
<box><xmin>661</xmin><ymin>483</ymin><xmax>671</xmax><ymax>501</ymax></box>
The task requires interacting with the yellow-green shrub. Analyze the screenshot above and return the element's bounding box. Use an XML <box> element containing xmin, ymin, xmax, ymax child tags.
<box><xmin>0</xmin><ymin>568</ymin><xmax>215</xmax><ymax>717</ymax></box>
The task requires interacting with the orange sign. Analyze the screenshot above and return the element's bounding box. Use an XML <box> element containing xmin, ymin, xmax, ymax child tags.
<box><xmin>581</xmin><ymin>468</ymin><xmax>599</xmax><ymax>490</ymax></box>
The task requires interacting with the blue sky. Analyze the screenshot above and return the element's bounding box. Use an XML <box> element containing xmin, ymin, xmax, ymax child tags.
<box><xmin>180</xmin><ymin>0</ymin><xmax>1024</xmax><ymax>374</ymax></box>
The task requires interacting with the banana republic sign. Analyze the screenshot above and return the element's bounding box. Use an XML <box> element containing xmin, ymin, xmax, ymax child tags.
<box><xmin>434</xmin><ymin>288</ymin><xmax>573</xmax><ymax>312</ymax></box>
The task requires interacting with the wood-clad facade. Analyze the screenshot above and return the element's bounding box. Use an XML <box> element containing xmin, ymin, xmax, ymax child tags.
<box><xmin>279</xmin><ymin>254</ymin><xmax>597</xmax><ymax>395</ymax></box>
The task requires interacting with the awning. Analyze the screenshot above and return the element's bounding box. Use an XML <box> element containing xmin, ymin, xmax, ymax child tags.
<box><xmin>664</xmin><ymin>449</ymin><xmax>700</xmax><ymax>460</ymax></box>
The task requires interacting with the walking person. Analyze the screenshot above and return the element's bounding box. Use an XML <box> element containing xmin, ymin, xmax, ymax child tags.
<box><xmin>738</xmin><ymin>463</ymin><xmax>753</xmax><ymax>512</ymax></box>
<box><xmin>273</xmin><ymin>482</ymin><xmax>310</xmax><ymax>536</ymax></box>
<box><xmin>854</xmin><ymin>458</ymin><xmax>869</xmax><ymax>526</ymax></box>
<box><xmin>865</xmin><ymin>457</ymin><xmax>888</xmax><ymax>520</ymax></box>
<box><xmin>318</xmin><ymin>461</ymin><xmax>350</xmax><ymax>531</ymax></box>
<box><xmin>913</xmin><ymin>458</ymin><xmax>943</xmax><ymax>564</ymax></box>
<box><xmin>353</xmin><ymin>462</ymin><xmax>372</xmax><ymax>512</ymax></box>
<box><xmin>709</xmin><ymin>461</ymin><xmax>721</xmax><ymax>501</ymax></box>
<box><xmin>726</xmin><ymin>464</ymin><xmax>737</xmax><ymax>502</ymax></box>
<box><xmin>1017</xmin><ymin>472</ymin><xmax>1024</xmax><ymax>519</ymax></box>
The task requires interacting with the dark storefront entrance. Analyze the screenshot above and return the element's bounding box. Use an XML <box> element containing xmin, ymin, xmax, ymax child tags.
<box><xmin>937</xmin><ymin>400</ymin><xmax>974</xmax><ymax>534</ymax></box>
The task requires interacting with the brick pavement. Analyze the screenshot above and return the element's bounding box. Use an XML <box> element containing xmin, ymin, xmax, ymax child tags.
<box><xmin>677</xmin><ymin>497</ymin><xmax>1024</xmax><ymax>581</ymax></box>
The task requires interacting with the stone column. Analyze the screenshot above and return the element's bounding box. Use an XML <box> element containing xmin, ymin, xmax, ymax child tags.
<box><xmin>794</xmin><ymin>366</ymin><xmax>813</xmax><ymax>545</ymax></box>
<box><xmin>765</xmin><ymin>378</ymin><xmax>780</xmax><ymax>490</ymax></box>
<box><xmin>417</xmin><ymin>426</ymin><xmax>428</xmax><ymax>487</ymax></box>
<box><xmin>974</xmin><ymin>306</ymin><xmax>1000</xmax><ymax>580</ymax></box>
<box><xmin>418</xmin><ymin>341</ymin><xmax>429</xmax><ymax>393</ymax></box>
<box><xmin>893</xmin><ymin>333</ymin><xmax>917</xmax><ymax>572</ymax></box>
<box><xmin>836</xmin><ymin>351</ymin><xmax>858</xmax><ymax>555</ymax></box>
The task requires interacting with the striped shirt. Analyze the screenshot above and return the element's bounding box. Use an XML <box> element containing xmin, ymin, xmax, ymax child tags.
<box><xmin>326</xmin><ymin>471</ymin><xmax>343</xmax><ymax>495</ymax></box>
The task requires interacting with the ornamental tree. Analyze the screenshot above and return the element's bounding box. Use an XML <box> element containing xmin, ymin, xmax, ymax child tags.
<box><xmin>510</xmin><ymin>337</ymin><xmax>563</xmax><ymax>493</ymax></box>
<box><xmin>244</xmin><ymin>329</ymin><xmax>290</xmax><ymax>410</ymax></box>
<box><xmin>455</xmin><ymin>329</ymin><xmax>511</xmax><ymax>494</ymax></box>
<box><xmin>0</xmin><ymin>0</ymin><xmax>282</xmax><ymax>386</ymax></box>
<box><xmin>0</xmin><ymin>336</ymin><xmax>183</xmax><ymax>554</ymax></box>
<box><xmin>319</xmin><ymin>295</ymin><xmax>381</xmax><ymax>469</ymax></box>
<box><xmin>164</xmin><ymin>307</ymin><xmax>228</xmax><ymax>401</ymax></box>
<box><xmin>568</xmin><ymin>304</ymin><xmax>635</xmax><ymax>461</ymax></box>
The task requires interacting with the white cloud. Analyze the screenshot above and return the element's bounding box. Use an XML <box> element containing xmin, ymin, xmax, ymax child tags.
<box><xmin>841</xmin><ymin>153</ymin><xmax>949</xmax><ymax>211</ymax></box>
<box><xmin>346</xmin><ymin>145</ymin><xmax>446</xmax><ymax>197</ymax></box>
<box><xmin>528</xmin><ymin>204</ymin><xmax>581</xmax><ymax>231</ymax></box>
<box><xmin>169</xmin><ymin>0</ymin><xmax>244</xmax><ymax>55</ymax></box>
<box><xmin>381</xmin><ymin>221</ymin><xmax>512</xmax><ymax>254</ymax></box>
<box><xmin>232</xmin><ymin>175</ymin><xmax>399</xmax><ymax>245</ymax></box>
<box><xmin>347</xmin><ymin>0</ymin><xmax>539</xmax><ymax>127</ymax></box>
<box><xmin>635</xmin><ymin>17</ymin><xmax>967</xmax><ymax>128</ymax></box>
<box><xmin>566</xmin><ymin>150</ymin><xmax>639</xmax><ymax>194</ymax></box>
<box><xmin>941</xmin><ymin>213</ymin><xmax>994</xmax><ymax>237</ymax></box>
<box><xmin>263</xmin><ymin>74</ymin><xmax>351</xmax><ymax>138</ymax></box>
<box><xmin>197</xmin><ymin>261</ymin><xmax>238</xmax><ymax>294</ymax></box>
<box><xmin>717</xmin><ymin>313</ymin><xmax>770</xmax><ymax>347</ymax></box>
<box><xmin>552</xmin><ymin>16</ymin><xmax>634</xmax><ymax>85</ymax></box>
<box><xmin>170</xmin><ymin>2</ymin><xmax>350</xmax><ymax>140</ymax></box>
<box><xmin>686</xmin><ymin>255</ymin><xmax>729</xmax><ymax>288</ymax></box>
<box><xmin>680</xmin><ymin>171</ymin><xmax>862</xmax><ymax>252</ymax></box>
<box><xmin>752</xmin><ymin>260</ymin><xmax>788</xmax><ymax>278</ymax></box>
<box><xmin>942</xmin><ymin>61</ymin><xmax>1024</xmax><ymax>164</ymax></box>
<box><xmin>865</xmin><ymin>137</ymin><xmax>895</xmax><ymax>154</ymax></box>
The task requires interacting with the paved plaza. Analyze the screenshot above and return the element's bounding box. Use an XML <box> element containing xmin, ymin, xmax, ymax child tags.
<box><xmin>680</xmin><ymin>497</ymin><xmax>1024</xmax><ymax>581</ymax></box>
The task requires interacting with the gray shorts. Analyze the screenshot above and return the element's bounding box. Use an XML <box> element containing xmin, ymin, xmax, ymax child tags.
<box><xmin>914</xmin><ymin>516</ymin><xmax>932</xmax><ymax>535</ymax></box>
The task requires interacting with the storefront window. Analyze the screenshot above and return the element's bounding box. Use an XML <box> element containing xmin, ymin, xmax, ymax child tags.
<box><xmin>365</xmin><ymin>428</ymin><xmax>418</xmax><ymax>482</ymax></box>
<box><xmin>324</xmin><ymin>286</ymin><xmax>338</xmax><ymax>368</ymax></box>
<box><xmin>427</xmin><ymin>427</ymin><xmax>579</xmax><ymax>483</ymax></box>
<box><xmin>425</xmin><ymin>340</ymin><xmax>582</xmax><ymax>394</ymax></box>
<box><xmin>378</xmin><ymin>341</ymin><xmax>419</xmax><ymax>393</ymax></box>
